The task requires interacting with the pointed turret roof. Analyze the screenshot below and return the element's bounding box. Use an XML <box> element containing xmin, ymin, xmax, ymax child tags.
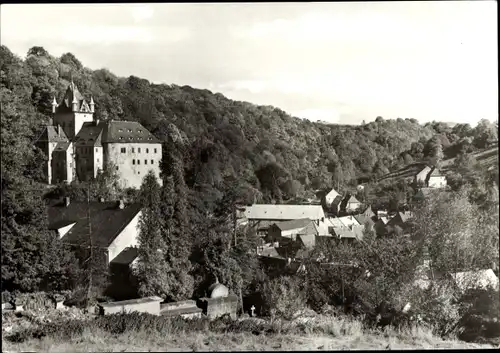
<box><xmin>56</xmin><ymin>81</ymin><xmax>87</xmax><ymax>113</ymax></box>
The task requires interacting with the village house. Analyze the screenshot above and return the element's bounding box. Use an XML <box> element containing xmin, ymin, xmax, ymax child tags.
<box><xmin>266</xmin><ymin>218</ymin><xmax>319</xmax><ymax>244</ymax></box>
<box><xmin>353</xmin><ymin>205</ymin><xmax>376</xmax><ymax>231</ymax></box>
<box><xmin>47</xmin><ymin>197</ymin><xmax>141</xmax><ymax>267</ymax></box>
<box><xmin>243</xmin><ymin>204</ymin><xmax>325</xmax><ymax>236</ymax></box>
<box><xmin>36</xmin><ymin>81</ymin><xmax>162</xmax><ymax>189</ymax></box>
<box><xmin>341</xmin><ymin>194</ymin><xmax>361</xmax><ymax>214</ymax></box>
<box><xmin>413</xmin><ymin>165</ymin><xmax>447</xmax><ymax>189</ymax></box>
<box><xmin>385</xmin><ymin>211</ymin><xmax>413</xmax><ymax>235</ymax></box>
<box><xmin>427</xmin><ymin>168</ymin><xmax>447</xmax><ymax>188</ymax></box>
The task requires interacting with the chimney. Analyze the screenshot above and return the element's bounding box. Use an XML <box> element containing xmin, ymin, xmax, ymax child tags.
<box><xmin>117</xmin><ymin>199</ymin><xmax>125</xmax><ymax>209</ymax></box>
<box><xmin>64</xmin><ymin>197</ymin><xmax>70</xmax><ymax>207</ymax></box>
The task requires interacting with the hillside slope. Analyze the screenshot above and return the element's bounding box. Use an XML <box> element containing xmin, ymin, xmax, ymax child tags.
<box><xmin>1</xmin><ymin>45</ymin><xmax>495</xmax><ymax>206</ymax></box>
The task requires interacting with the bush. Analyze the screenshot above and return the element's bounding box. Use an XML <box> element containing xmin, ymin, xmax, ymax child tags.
<box><xmin>259</xmin><ymin>276</ymin><xmax>307</xmax><ymax>320</ymax></box>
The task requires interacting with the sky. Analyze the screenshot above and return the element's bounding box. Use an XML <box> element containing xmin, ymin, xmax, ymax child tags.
<box><xmin>1</xmin><ymin>2</ymin><xmax>497</xmax><ymax>125</ymax></box>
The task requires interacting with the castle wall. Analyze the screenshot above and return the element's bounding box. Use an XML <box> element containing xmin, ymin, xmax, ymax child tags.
<box><xmin>104</xmin><ymin>143</ymin><xmax>163</xmax><ymax>189</ymax></box>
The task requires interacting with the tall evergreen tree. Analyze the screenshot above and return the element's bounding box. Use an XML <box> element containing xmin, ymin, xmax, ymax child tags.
<box><xmin>160</xmin><ymin>174</ymin><xmax>194</xmax><ymax>301</ymax></box>
<box><xmin>134</xmin><ymin>171</ymin><xmax>171</xmax><ymax>298</ymax></box>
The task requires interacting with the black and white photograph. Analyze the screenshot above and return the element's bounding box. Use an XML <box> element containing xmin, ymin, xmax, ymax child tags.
<box><xmin>1</xmin><ymin>1</ymin><xmax>498</xmax><ymax>351</ymax></box>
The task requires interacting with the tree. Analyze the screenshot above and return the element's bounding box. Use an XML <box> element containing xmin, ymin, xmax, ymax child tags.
<box><xmin>160</xmin><ymin>174</ymin><xmax>194</xmax><ymax>301</ymax></box>
<box><xmin>410</xmin><ymin>188</ymin><xmax>498</xmax><ymax>278</ymax></box>
<box><xmin>134</xmin><ymin>171</ymin><xmax>171</xmax><ymax>298</ymax></box>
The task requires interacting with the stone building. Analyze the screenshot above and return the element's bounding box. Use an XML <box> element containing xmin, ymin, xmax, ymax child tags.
<box><xmin>36</xmin><ymin>81</ymin><xmax>162</xmax><ymax>189</ymax></box>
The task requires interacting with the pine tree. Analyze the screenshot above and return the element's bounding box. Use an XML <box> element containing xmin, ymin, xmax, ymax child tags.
<box><xmin>134</xmin><ymin>171</ymin><xmax>171</xmax><ymax>298</ymax></box>
<box><xmin>163</xmin><ymin>157</ymin><xmax>194</xmax><ymax>301</ymax></box>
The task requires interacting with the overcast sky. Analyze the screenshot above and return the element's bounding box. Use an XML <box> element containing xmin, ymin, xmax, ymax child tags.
<box><xmin>1</xmin><ymin>2</ymin><xmax>497</xmax><ymax>125</ymax></box>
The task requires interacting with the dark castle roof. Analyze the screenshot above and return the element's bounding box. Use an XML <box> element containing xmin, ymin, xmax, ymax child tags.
<box><xmin>56</xmin><ymin>82</ymin><xmax>92</xmax><ymax>114</ymax></box>
<box><xmin>75</xmin><ymin>120</ymin><xmax>160</xmax><ymax>145</ymax></box>
<box><xmin>37</xmin><ymin>126</ymin><xmax>69</xmax><ymax>143</ymax></box>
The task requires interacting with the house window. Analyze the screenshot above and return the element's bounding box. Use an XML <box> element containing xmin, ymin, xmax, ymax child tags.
<box><xmin>137</xmin><ymin>160</ymin><xmax>140</xmax><ymax>165</ymax></box>
<box><xmin>97</xmin><ymin>159</ymin><xmax>100</xmax><ymax>163</ymax></box>
<box><xmin>121</xmin><ymin>147</ymin><xmax>126</xmax><ymax>153</ymax></box>
<box><xmin>146</xmin><ymin>148</ymin><xmax>149</xmax><ymax>153</ymax></box>
<box><xmin>132</xmin><ymin>159</ymin><xmax>135</xmax><ymax>165</ymax></box>
<box><xmin>95</xmin><ymin>148</ymin><xmax>98</xmax><ymax>152</ymax></box>
<box><xmin>116</xmin><ymin>166</ymin><xmax>119</xmax><ymax>171</ymax></box>
<box><xmin>138</xmin><ymin>171</ymin><xmax>140</xmax><ymax>175</ymax></box>
<box><xmin>138</xmin><ymin>148</ymin><xmax>141</xmax><ymax>153</ymax></box>
<box><xmin>154</xmin><ymin>148</ymin><xmax>157</xmax><ymax>153</ymax></box>
<box><xmin>144</xmin><ymin>160</ymin><xmax>147</xmax><ymax>165</ymax></box>
<box><xmin>151</xmin><ymin>160</ymin><xmax>154</xmax><ymax>164</ymax></box>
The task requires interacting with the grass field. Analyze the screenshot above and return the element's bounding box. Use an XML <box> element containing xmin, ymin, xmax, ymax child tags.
<box><xmin>2</xmin><ymin>312</ymin><xmax>496</xmax><ymax>351</ymax></box>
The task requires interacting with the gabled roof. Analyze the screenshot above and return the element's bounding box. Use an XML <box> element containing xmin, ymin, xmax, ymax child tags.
<box><xmin>330</xmin><ymin>195</ymin><xmax>344</xmax><ymax>207</ymax></box>
<box><xmin>111</xmin><ymin>247</ymin><xmax>139</xmax><ymax>265</ymax></box>
<box><xmin>75</xmin><ymin>120</ymin><xmax>160</xmax><ymax>145</ymax></box>
<box><xmin>345</xmin><ymin>195</ymin><xmax>360</xmax><ymax>204</ymax></box>
<box><xmin>258</xmin><ymin>246</ymin><xmax>283</xmax><ymax>259</ymax></box>
<box><xmin>416</xmin><ymin>165</ymin><xmax>433</xmax><ymax>179</ymax></box>
<box><xmin>101</xmin><ymin>120</ymin><xmax>160</xmax><ymax>144</ymax></box>
<box><xmin>274</xmin><ymin>218</ymin><xmax>312</xmax><ymax>231</ymax></box>
<box><xmin>297</xmin><ymin>234</ymin><xmax>316</xmax><ymax>249</ymax></box>
<box><xmin>74</xmin><ymin>123</ymin><xmax>103</xmax><ymax>147</ymax></box>
<box><xmin>325</xmin><ymin>217</ymin><xmax>346</xmax><ymax>229</ymax></box>
<box><xmin>47</xmin><ymin>199</ymin><xmax>142</xmax><ymax>248</ymax></box>
<box><xmin>54</xmin><ymin>141</ymin><xmax>72</xmax><ymax>151</ymax></box>
<box><xmin>325</xmin><ymin>188</ymin><xmax>340</xmax><ymax>200</ymax></box>
<box><xmin>429</xmin><ymin>167</ymin><xmax>444</xmax><ymax>178</ymax></box>
<box><xmin>337</xmin><ymin>215</ymin><xmax>361</xmax><ymax>228</ymax></box>
<box><xmin>56</xmin><ymin>82</ymin><xmax>89</xmax><ymax>114</ymax></box>
<box><xmin>37</xmin><ymin>126</ymin><xmax>69</xmax><ymax>143</ymax></box>
<box><xmin>354</xmin><ymin>214</ymin><xmax>375</xmax><ymax>228</ymax></box>
<box><xmin>244</xmin><ymin>204</ymin><xmax>325</xmax><ymax>221</ymax></box>
<box><xmin>333</xmin><ymin>226</ymin><xmax>364</xmax><ymax>240</ymax></box>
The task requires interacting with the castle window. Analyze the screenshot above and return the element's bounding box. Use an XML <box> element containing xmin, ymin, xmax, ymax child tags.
<box><xmin>151</xmin><ymin>160</ymin><xmax>154</xmax><ymax>164</ymax></box>
<box><xmin>128</xmin><ymin>129</ymin><xmax>132</xmax><ymax>133</ymax></box>
<box><xmin>154</xmin><ymin>148</ymin><xmax>157</xmax><ymax>153</ymax></box>
<box><xmin>138</xmin><ymin>171</ymin><xmax>140</xmax><ymax>175</ymax></box>
<box><xmin>148</xmin><ymin>137</ymin><xmax>152</xmax><ymax>140</ymax></box>
<box><xmin>119</xmin><ymin>137</ymin><xmax>123</xmax><ymax>140</ymax></box>
<box><xmin>146</xmin><ymin>148</ymin><xmax>149</xmax><ymax>153</ymax></box>
<box><xmin>97</xmin><ymin>159</ymin><xmax>100</xmax><ymax>163</ymax></box>
<box><xmin>138</xmin><ymin>148</ymin><xmax>141</xmax><ymax>153</ymax></box>
<box><xmin>118</xmin><ymin>129</ymin><xmax>123</xmax><ymax>132</ymax></box>
<box><xmin>116</xmin><ymin>166</ymin><xmax>119</xmax><ymax>171</ymax></box>
<box><xmin>121</xmin><ymin>148</ymin><xmax>126</xmax><ymax>153</ymax></box>
<box><xmin>132</xmin><ymin>147</ymin><xmax>135</xmax><ymax>153</ymax></box>
<box><xmin>144</xmin><ymin>160</ymin><xmax>147</xmax><ymax>165</ymax></box>
<box><xmin>95</xmin><ymin>148</ymin><xmax>98</xmax><ymax>152</ymax></box>
<box><xmin>137</xmin><ymin>160</ymin><xmax>140</xmax><ymax>165</ymax></box>
<box><xmin>132</xmin><ymin>159</ymin><xmax>135</xmax><ymax>165</ymax></box>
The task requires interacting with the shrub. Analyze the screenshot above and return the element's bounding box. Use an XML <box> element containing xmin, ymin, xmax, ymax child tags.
<box><xmin>259</xmin><ymin>276</ymin><xmax>307</xmax><ymax>320</ymax></box>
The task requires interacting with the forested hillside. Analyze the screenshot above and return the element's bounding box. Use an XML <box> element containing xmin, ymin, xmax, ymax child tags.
<box><xmin>3</xmin><ymin>45</ymin><xmax>497</xmax><ymax>204</ymax></box>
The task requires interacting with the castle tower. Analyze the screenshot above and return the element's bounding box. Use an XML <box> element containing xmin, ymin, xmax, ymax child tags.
<box><xmin>53</xmin><ymin>80</ymin><xmax>95</xmax><ymax>139</ymax></box>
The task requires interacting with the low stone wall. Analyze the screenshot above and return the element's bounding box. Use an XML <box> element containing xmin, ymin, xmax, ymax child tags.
<box><xmin>98</xmin><ymin>296</ymin><xmax>163</xmax><ymax>316</ymax></box>
<box><xmin>160</xmin><ymin>299</ymin><xmax>203</xmax><ymax>319</ymax></box>
<box><xmin>198</xmin><ymin>294</ymin><xmax>238</xmax><ymax>320</ymax></box>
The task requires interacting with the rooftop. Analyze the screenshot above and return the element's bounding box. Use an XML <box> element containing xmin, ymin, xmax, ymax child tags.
<box><xmin>47</xmin><ymin>199</ymin><xmax>142</xmax><ymax>248</ymax></box>
<box><xmin>75</xmin><ymin>120</ymin><xmax>161</xmax><ymax>145</ymax></box>
<box><xmin>245</xmin><ymin>204</ymin><xmax>325</xmax><ymax>221</ymax></box>
<box><xmin>274</xmin><ymin>218</ymin><xmax>313</xmax><ymax>231</ymax></box>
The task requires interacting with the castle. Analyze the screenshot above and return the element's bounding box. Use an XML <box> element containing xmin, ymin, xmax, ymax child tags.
<box><xmin>36</xmin><ymin>81</ymin><xmax>162</xmax><ymax>189</ymax></box>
